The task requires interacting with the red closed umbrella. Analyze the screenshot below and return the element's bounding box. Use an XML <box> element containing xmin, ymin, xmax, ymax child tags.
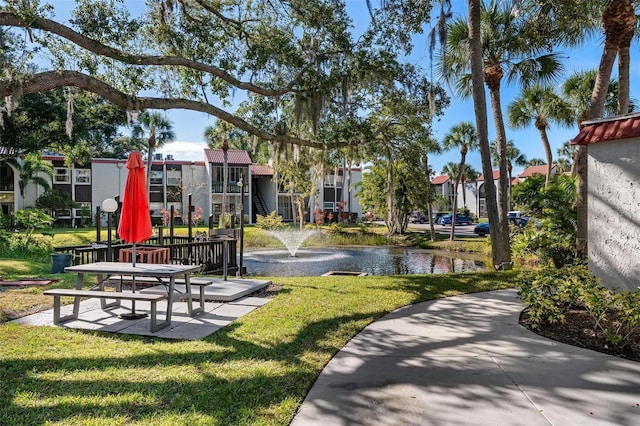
<box><xmin>117</xmin><ymin>152</ymin><xmax>153</xmax><ymax>319</ymax></box>
<box><xmin>118</xmin><ymin>152</ymin><xmax>153</xmax><ymax>254</ymax></box>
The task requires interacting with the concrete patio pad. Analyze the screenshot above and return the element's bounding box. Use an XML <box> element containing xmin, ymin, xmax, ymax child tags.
<box><xmin>139</xmin><ymin>276</ymin><xmax>271</xmax><ymax>302</ymax></box>
<box><xmin>12</xmin><ymin>278</ymin><xmax>272</xmax><ymax>340</ymax></box>
<box><xmin>291</xmin><ymin>289</ymin><xmax>640</xmax><ymax>426</ymax></box>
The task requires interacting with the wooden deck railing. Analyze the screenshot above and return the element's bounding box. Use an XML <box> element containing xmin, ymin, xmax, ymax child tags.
<box><xmin>53</xmin><ymin>238</ymin><xmax>238</xmax><ymax>274</ymax></box>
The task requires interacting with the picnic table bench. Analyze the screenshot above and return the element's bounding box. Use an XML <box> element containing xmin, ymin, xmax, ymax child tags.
<box><xmin>105</xmin><ymin>275</ymin><xmax>213</xmax><ymax>309</ymax></box>
<box><xmin>43</xmin><ymin>289</ymin><xmax>169</xmax><ymax>332</ymax></box>
<box><xmin>44</xmin><ymin>262</ymin><xmax>202</xmax><ymax>332</ymax></box>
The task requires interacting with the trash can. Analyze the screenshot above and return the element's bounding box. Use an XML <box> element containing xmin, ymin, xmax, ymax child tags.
<box><xmin>51</xmin><ymin>253</ymin><xmax>73</xmax><ymax>273</ymax></box>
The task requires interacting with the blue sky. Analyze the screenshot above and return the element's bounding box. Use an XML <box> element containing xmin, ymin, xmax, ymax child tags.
<box><xmin>43</xmin><ymin>1</ymin><xmax>639</xmax><ymax>175</ymax></box>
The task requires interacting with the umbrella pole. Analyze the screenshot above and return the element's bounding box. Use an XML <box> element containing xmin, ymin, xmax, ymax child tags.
<box><xmin>120</xmin><ymin>243</ymin><xmax>147</xmax><ymax>320</ymax></box>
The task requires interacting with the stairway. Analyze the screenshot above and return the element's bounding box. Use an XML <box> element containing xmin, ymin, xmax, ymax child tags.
<box><xmin>252</xmin><ymin>192</ymin><xmax>268</xmax><ymax>217</ymax></box>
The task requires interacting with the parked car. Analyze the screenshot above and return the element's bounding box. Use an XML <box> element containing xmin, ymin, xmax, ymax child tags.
<box><xmin>509</xmin><ymin>216</ymin><xmax>530</xmax><ymax>228</ymax></box>
<box><xmin>417</xmin><ymin>214</ymin><xmax>430</xmax><ymax>224</ymax></box>
<box><xmin>440</xmin><ymin>214</ymin><xmax>474</xmax><ymax>225</ymax></box>
<box><xmin>474</xmin><ymin>222</ymin><xmax>490</xmax><ymax>236</ymax></box>
<box><xmin>432</xmin><ymin>212</ymin><xmax>447</xmax><ymax>224</ymax></box>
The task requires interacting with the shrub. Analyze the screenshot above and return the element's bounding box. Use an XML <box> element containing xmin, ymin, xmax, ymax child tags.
<box><xmin>511</xmin><ymin>219</ymin><xmax>575</xmax><ymax>268</ymax></box>
<box><xmin>518</xmin><ymin>264</ymin><xmax>640</xmax><ymax>349</ymax></box>
<box><xmin>326</xmin><ymin>222</ymin><xmax>344</xmax><ymax>234</ymax></box>
<box><xmin>0</xmin><ymin>233</ymin><xmax>53</xmax><ymax>261</ymax></box>
<box><xmin>255</xmin><ymin>211</ymin><xmax>285</xmax><ymax>230</ymax></box>
<box><xmin>14</xmin><ymin>208</ymin><xmax>54</xmax><ymax>240</ymax></box>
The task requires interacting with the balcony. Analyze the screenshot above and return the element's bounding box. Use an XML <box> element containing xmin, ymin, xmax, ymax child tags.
<box><xmin>211</xmin><ymin>183</ymin><xmax>243</xmax><ymax>194</ymax></box>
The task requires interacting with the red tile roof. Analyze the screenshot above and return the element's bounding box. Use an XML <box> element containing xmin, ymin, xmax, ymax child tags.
<box><xmin>477</xmin><ymin>170</ymin><xmax>500</xmax><ymax>181</ymax></box>
<box><xmin>204</xmin><ymin>149</ymin><xmax>252</xmax><ymax>165</ymax></box>
<box><xmin>42</xmin><ymin>154</ymin><xmax>65</xmax><ymax>161</ymax></box>
<box><xmin>518</xmin><ymin>164</ymin><xmax>553</xmax><ymax>178</ymax></box>
<box><xmin>251</xmin><ymin>164</ymin><xmax>274</xmax><ymax>176</ymax></box>
<box><xmin>572</xmin><ymin>113</ymin><xmax>640</xmax><ymax>146</ymax></box>
<box><xmin>431</xmin><ymin>175</ymin><xmax>449</xmax><ymax>185</ymax></box>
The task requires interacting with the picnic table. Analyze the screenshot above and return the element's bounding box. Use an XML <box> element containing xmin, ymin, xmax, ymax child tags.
<box><xmin>44</xmin><ymin>262</ymin><xmax>203</xmax><ymax>332</ymax></box>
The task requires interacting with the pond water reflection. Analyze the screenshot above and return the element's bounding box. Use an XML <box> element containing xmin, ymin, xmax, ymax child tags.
<box><xmin>243</xmin><ymin>246</ymin><xmax>487</xmax><ymax>277</ymax></box>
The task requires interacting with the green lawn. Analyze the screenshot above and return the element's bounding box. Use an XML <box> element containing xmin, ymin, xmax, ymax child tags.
<box><xmin>0</xmin><ymin>225</ymin><xmax>503</xmax><ymax>424</ymax></box>
<box><xmin>0</xmin><ymin>270</ymin><xmax>521</xmax><ymax>425</ymax></box>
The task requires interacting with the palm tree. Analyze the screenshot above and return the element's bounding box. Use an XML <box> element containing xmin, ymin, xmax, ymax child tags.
<box><xmin>459</xmin><ymin>164</ymin><xmax>479</xmax><ymax>208</ymax></box>
<box><xmin>132</xmin><ymin>112</ymin><xmax>176</xmax><ymax>192</ymax></box>
<box><xmin>442</xmin><ymin>121</ymin><xmax>478</xmax><ymax>241</ymax></box>
<box><xmin>507</xmin><ymin>85</ymin><xmax>573</xmax><ymax>187</ymax></box>
<box><xmin>562</xmin><ymin>70</ymin><xmax>621</xmax><ymax>123</ymax></box>
<box><xmin>465</xmin><ymin>0</ymin><xmax>506</xmax><ymax>268</ymax></box>
<box><xmin>442</xmin><ymin>1</ymin><xmax>563</xmax><ymax>265</ymax></box>
<box><xmin>557</xmin><ymin>140</ymin><xmax>577</xmax><ymax>176</ymax></box>
<box><xmin>526</xmin><ymin>158</ymin><xmax>545</xmax><ymax>167</ymax></box>
<box><xmin>441</xmin><ymin>161</ymin><xmax>460</xmax><ymax>209</ymax></box>
<box><xmin>490</xmin><ymin>139</ymin><xmax>526</xmax><ymax>207</ymax></box>
<box><xmin>2</xmin><ymin>153</ymin><xmax>53</xmax><ymax>202</ymax></box>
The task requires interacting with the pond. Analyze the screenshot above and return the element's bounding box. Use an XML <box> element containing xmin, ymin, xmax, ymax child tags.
<box><xmin>242</xmin><ymin>246</ymin><xmax>487</xmax><ymax>277</ymax></box>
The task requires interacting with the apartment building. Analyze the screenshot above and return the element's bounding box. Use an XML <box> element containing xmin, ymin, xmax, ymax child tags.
<box><xmin>1</xmin><ymin>148</ymin><xmax>364</xmax><ymax>226</ymax></box>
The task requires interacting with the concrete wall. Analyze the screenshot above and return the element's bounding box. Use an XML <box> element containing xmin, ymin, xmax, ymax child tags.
<box><xmin>92</xmin><ymin>162</ymin><xmax>126</xmax><ymax>210</ymax></box>
<box><xmin>588</xmin><ymin>138</ymin><xmax>640</xmax><ymax>291</ymax></box>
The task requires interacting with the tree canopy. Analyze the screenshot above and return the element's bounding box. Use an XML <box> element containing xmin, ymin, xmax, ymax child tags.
<box><xmin>0</xmin><ymin>0</ymin><xmax>445</xmax><ymax>154</ymax></box>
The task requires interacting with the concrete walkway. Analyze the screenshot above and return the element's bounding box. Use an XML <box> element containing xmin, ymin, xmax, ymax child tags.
<box><xmin>291</xmin><ymin>289</ymin><xmax>640</xmax><ymax>426</ymax></box>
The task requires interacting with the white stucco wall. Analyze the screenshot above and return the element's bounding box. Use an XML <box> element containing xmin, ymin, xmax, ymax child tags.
<box><xmin>588</xmin><ymin>137</ymin><xmax>640</xmax><ymax>291</ymax></box>
<box><xmin>92</xmin><ymin>162</ymin><xmax>126</xmax><ymax>209</ymax></box>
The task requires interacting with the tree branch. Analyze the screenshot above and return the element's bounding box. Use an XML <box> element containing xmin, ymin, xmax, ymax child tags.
<box><xmin>0</xmin><ymin>11</ymin><xmax>302</xmax><ymax>96</ymax></box>
<box><xmin>0</xmin><ymin>70</ymin><xmax>350</xmax><ymax>149</ymax></box>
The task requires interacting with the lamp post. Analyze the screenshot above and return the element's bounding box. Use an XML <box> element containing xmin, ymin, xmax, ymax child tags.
<box><xmin>101</xmin><ymin>198</ymin><xmax>118</xmax><ymax>262</ymax></box>
<box><xmin>236</xmin><ymin>175</ymin><xmax>245</xmax><ymax>277</ymax></box>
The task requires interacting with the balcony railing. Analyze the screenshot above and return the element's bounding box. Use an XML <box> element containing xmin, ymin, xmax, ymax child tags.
<box><xmin>211</xmin><ymin>183</ymin><xmax>244</xmax><ymax>194</ymax></box>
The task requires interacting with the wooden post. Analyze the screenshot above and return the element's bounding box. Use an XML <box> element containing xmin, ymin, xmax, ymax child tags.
<box><xmin>188</xmin><ymin>193</ymin><xmax>193</xmax><ymax>261</ymax></box>
<box><xmin>157</xmin><ymin>226</ymin><xmax>164</xmax><ymax>245</ymax></box>
<box><xmin>170</xmin><ymin>205</ymin><xmax>175</xmax><ymax>245</ymax></box>
<box><xmin>95</xmin><ymin>206</ymin><xmax>101</xmax><ymax>241</ymax></box>
<box><xmin>114</xmin><ymin>195</ymin><xmax>121</xmax><ymax>238</ymax></box>
<box><xmin>188</xmin><ymin>193</ymin><xmax>193</xmax><ymax>243</ymax></box>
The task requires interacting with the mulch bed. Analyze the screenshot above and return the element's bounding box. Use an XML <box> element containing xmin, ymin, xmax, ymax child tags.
<box><xmin>247</xmin><ymin>283</ymin><xmax>283</xmax><ymax>298</ymax></box>
<box><xmin>0</xmin><ymin>279</ymin><xmax>59</xmax><ymax>287</ymax></box>
<box><xmin>520</xmin><ymin>307</ymin><xmax>640</xmax><ymax>362</ymax></box>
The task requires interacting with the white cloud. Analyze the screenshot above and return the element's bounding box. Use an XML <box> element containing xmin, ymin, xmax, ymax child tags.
<box><xmin>158</xmin><ymin>141</ymin><xmax>207</xmax><ymax>162</ymax></box>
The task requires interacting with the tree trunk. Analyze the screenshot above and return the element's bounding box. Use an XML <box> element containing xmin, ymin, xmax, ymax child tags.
<box><xmin>467</xmin><ymin>0</ymin><xmax>507</xmax><ymax>269</ymax></box>
<box><xmin>423</xmin><ymin>154</ymin><xmax>436</xmax><ymax>242</ymax></box>
<box><xmin>450</xmin><ymin>154</ymin><xmax>466</xmax><ymax>241</ymax></box>
<box><xmin>617</xmin><ymin>45</ymin><xmax>630</xmax><ymax>114</ymax></box>
<box><xmin>386</xmin><ymin>149</ymin><xmax>395</xmax><ymax>234</ymax></box>
<box><xmin>488</xmin><ymin>85</ymin><xmax>512</xmax><ymax>266</ymax></box>
<box><xmin>537</xmin><ymin>126</ymin><xmax>554</xmax><ymax>187</ymax></box>
<box><xmin>297</xmin><ymin>197</ymin><xmax>304</xmax><ymax>230</ymax></box>
<box><xmin>146</xmin><ymin>134</ymin><xmax>156</xmax><ymax>194</ymax></box>
<box><xmin>612</xmin><ymin>0</ymin><xmax>635</xmax><ymax>114</ymax></box>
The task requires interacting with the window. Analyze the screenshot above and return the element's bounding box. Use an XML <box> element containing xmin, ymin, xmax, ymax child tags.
<box><xmin>54</xmin><ymin>208</ymin><xmax>72</xmax><ymax>218</ymax></box>
<box><xmin>74</xmin><ymin>202</ymin><xmax>91</xmax><ymax>217</ymax></box>
<box><xmin>54</xmin><ymin>167</ymin><xmax>70</xmax><ymax>184</ymax></box>
<box><xmin>278</xmin><ymin>195</ymin><xmax>294</xmax><ymax>221</ymax></box>
<box><xmin>324</xmin><ymin>174</ymin><xmax>343</xmax><ymax>188</ymax></box>
<box><xmin>74</xmin><ymin>169</ymin><xmax>91</xmax><ymax>184</ymax></box>
<box><xmin>0</xmin><ymin>163</ymin><xmax>14</xmax><ymax>191</ymax></box>
<box><xmin>211</xmin><ymin>166</ymin><xmax>246</xmax><ymax>192</ymax></box>
<box><xmin>150</xmin><ymin>170</ymin><xmax>164</xmax><ymax>186</ymax></box>
<box><xmin>167</xmin><ymin>168</ymin><xmax>181</xmax><ymax>186</ymax></box>
<box><xmin>323</xmin><ymin>202</ymin><xmax>335</xmax><ymax>211</ymax></box>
